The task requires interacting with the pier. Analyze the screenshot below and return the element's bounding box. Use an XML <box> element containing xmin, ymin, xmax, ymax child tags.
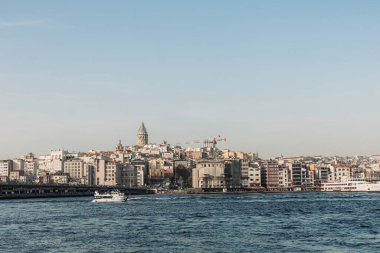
<box><xmin>0</xmin><ymin>183</ymin><xmax>156</xmax><ymax>199</ymax></box>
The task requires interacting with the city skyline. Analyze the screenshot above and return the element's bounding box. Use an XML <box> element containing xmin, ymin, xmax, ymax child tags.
<box><xmin>0</xmin><ymin>120</ymin><xmax>378</xmax><ymax>160</ymax></box>
<box><xmin>1</xmin><ymin>1</ymin><xmax>380</xmax><ymax>158</ymax></box>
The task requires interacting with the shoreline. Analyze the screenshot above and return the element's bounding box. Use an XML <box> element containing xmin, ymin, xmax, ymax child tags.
<box><xmin>2</xmin><ymin>190</ymin><xmax>379</xmax><ymax>200</ymax></box>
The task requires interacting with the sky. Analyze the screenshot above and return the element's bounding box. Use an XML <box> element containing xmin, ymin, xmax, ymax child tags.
<box><xmin>0</xmin><ymin>0</ymin><xmax>380</xmax><ymax>159</ymax></box>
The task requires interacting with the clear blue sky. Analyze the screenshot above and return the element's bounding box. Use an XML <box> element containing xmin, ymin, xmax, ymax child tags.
<box><xmin>1</xmin><ymin>0</ymin><xmax>379</xmax><ymax>158</ymax></box>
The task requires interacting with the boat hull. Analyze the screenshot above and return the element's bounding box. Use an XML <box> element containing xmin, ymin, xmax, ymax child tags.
<box><xmin>92</xmin><ymin>197</ymin><xmax>127</xmax><ymax>203</ymax></box>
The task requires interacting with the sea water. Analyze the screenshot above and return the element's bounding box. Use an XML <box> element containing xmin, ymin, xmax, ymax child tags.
<box><xmin>0</xmin><ymin>193</ymin><xmax>379</xmax><ymax>252</ymax></box>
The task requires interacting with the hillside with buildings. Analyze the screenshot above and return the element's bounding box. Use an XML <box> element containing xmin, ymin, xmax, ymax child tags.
<box><xmin>1</xmin><ymin>122</ymin><xmax>380</xmax><ymax>192</ymax></box>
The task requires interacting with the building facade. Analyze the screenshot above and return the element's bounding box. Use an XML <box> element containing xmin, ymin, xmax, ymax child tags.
<box><xmin>261</xmin><ymin>160</ymin><xmax>279</xmax><ymax>190</ymax></box>
<box><xmin>64</xmin><ymin>159</ymin><xmax>84</xmax><ymax>183</ymax></box>
<box><xmin>248</xmin><ymin>162</ymin><xmax>261</xmax><ymax>188</ymax></box>
<box><xmin>0</xmin><ymin>160</ymin><xmax>12</xmax><ymax>178</ymax></box>
<box><xmin>192</xmin><ymin>160</ymin><xmax>225</xmax><ymax>189</ymax></box>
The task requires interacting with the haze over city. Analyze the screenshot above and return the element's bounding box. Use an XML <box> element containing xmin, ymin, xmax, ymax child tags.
<box><xmin>1</xmin><ymin>0</ymin><xmax>379</xmax><ymax>159</ymax></box>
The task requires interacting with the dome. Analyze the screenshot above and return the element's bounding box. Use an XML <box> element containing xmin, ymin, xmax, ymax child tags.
<box><xmin>138</xmin><ymin>122</ymin><xmax>148</xmax><ymax>135</ymax></box>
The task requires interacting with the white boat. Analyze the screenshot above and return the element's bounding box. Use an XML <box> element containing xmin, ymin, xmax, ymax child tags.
<box><xmin>92</xmin><ymin>190</ymin><xmax>127</xmax><ymax>203</ymax></box>
<box><xmin>320</xmin><ymin>179</ymin><xmax>380</xmax><ymax>192</ymax></box>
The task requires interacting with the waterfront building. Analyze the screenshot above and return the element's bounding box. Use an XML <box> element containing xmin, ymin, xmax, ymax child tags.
<box><xmin>332</xmin><ymin>164</ymin><xmax>351</xmax><ymax>182</ymax></box>
<box><xmin>84</xmin><ymin>164</ymin><xmax>96</xmax><ymax>185</ymax></box>
<box><xmin>104</xmin><ymin>160</ymin><xmax>119</xmax><ymax>186</ymax></box>
<box><xmin>9</xmin><ymin>170</ymin><xmax>25</xmax><ymax>182</ymax></box>
<box><xmin>95</xmin><ymin>159</ymin><xmax>121</xmax><ymax>186</ymax></box>
<box><xmin>224</xmin><ymin>159</ymin><xmax>242</xmax><ymax>188</ymax></box>
<box><xmin>136</xmin><ymin>166</ymin><xmax>144</xmax><ymax>186</ymax></box>
<box><xmin>278</xmin><ymin>164</ymin><xmax>291</xmax><ymax>190</ymax></box>
<box><xmin>162</xmin><ymin>160</ymin><xmax>174</xmax><ymax>178</ymax></box>
<box><xmin>291</xmin><ymin>162</ymin><xmax>303</xmax><ymax>190</ymax></box>
<box><xmin>119</xmin><ymin>164</ymin><xmax>138</xmax><ymax>187</ymax></box>
<box><xmin>24</xmin><ymin>161</ymin><xmax>38</xmax><ymax>182</ymax></box>
<box><xmin>131</xmin><ymin>159</ymin><xmax>148</xmax><ymax>186</ymax></box>
<box><xmin>95</xmin><ymin>159</ymin><xmax>106</xmax><ymax>185</ymax></box>
<box><xmin>303</xmin><ymin>165</ymin><xmax>314</xmax><ymax>189</ymax></box>
<box><xmin>328</xmin><ymin>165</ymin><xmax>335</xmax><ymax>182</ymax></box>
<box><xmin>261</xmin><ymin>160</ymin><xmax>279</xmax><ymax>190</ymax></box>
<box><xmin>38</xmin><ymin>150</ymin><xmax>68</xmax><ymax>176</ymax></box>
<box><xmin>172</xmin><ymin>160</ymin><xmax>192</xmax><ymax>187</ymax></box>
<box><xmin>248</xmin><ymin>162</ymin><xmax>261</xmax><ymax>188</ymax></box>
<box><xmin>23</xmin><ymin>153</ymin><xmax>38</xmax><ymax>182</ymax></box>
<box><xmin>148</xmin><ymin>158</ymin><xmax>164</xmax><ymax>177</ymax></box>
<box><xmin>38</xmin><ymin>159</ymin><xmax>63</xmax><ymax>176</ymax></box>
<box><xmin>314</xmin><ymin>165</ymin><xmax>330</xmax><ymax>183</ymax></box>
<box><xmin>240</xmin><ymin>159</ymin><xmax>250</xmax><ymax>188</ymax></box>
<box><xmin>64</xmin><ymin>159</ymin><xmax>84</xmax><ymax>183</ymax></box>
<box><xmin>192</xmin><ymin>160</ymin><xmax>225</xmax><ymax>189</ymax></box>
<box><xmin>148</xmin><ymin>158</ymin><xmax>167</xmax><ymax>185</ymax></box>
<box><xmin>119</xmin><ymin>164</ymin><xmax>135</xmax><ymax>186</ymax></box>
<box><xmin>352</xmin><ymin>170</ymin><xmax>366</xmax><ymax>179</ymax></box>
<box><xmin>290</xmin><ymin>162</ymin><xmax>314</xmax><ymax>190</ymax></box>
<box><xmin>137</xmin><ymin>122</ymin><xmax>148</xmax><ymax>146</ymax></box>
<box><xmin>364</xmin><ymin>167</ymin><xmax>380</xmax><ymax>181</ymax></box>
<box><xmin>0</xmin><ymin>160</ymin><xmax>13</xmax><ymax>178</ymax></box>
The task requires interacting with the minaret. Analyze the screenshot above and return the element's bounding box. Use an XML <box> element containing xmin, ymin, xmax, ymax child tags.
<box><xmin>115</xmin><ymin>139</ymin><xmax>123</xmax><ymax>152</ymax></box>
<box><xmin>137</xmin><ymin>122</ymin><xmax>148</xmax><ymax>146</ymax></box>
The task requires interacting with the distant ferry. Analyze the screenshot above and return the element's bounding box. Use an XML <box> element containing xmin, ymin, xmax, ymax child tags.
<box><xmin>92</xmin><ymin>190</ymin><xmax>127</xmax><ymax>203</ymax></box>
<box><xmin>320</xmin><ymin>179</ymin><xmax>380</xmax><ymax>192</ymax></box>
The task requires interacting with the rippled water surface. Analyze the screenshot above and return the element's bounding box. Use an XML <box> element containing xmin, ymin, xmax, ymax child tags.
<box><xmin>1</xmin><ymin>193</ymin><xmax>380</xmax><ymax>252</ymax></box>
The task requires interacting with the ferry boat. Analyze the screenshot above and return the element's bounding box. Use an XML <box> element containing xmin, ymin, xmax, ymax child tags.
<box><xmin>320</xmin><ymin>179</ymin><xmax>380</xmax><ymax>192</ymax></box>
<box><xmin>92</xmin><ymin>190</ymin><xmax>127</xmax><ymax>203</ymax></box>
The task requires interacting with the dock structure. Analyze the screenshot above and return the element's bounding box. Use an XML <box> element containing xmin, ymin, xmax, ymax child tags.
<box><xmin>0</xmin><ymin>183</ymin><xmax>156</xmax><ymax>199</ymax></box>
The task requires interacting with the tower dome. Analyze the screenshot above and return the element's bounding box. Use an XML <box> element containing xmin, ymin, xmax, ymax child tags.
<box><xmin>137</xmin><ymin>122</ymin><xmax>148</xmax><ymax>146</ymax></box>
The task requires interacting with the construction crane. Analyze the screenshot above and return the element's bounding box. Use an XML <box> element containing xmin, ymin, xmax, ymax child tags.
<box><xmin>175</xmin><ymin>135</ymin><xmax>226</xmax><ymax>148</ymax></box>
<box><xmin>203</xmin><ymin>135</ymin><xmax>227</xmax><ymax>148</ymax></box>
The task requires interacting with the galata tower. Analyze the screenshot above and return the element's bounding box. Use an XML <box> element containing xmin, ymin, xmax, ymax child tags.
<box><xmin>137</xmin><ymin>122</ymin><xmax>148</xmax><ymax>146</ymax></box>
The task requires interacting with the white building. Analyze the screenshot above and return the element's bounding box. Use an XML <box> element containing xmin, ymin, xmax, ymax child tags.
<box><xmin>192</xmin><ymin>160</ymin><xmax>225</xmax><ymax>189</ymax></box>
<box><xmin>278</xmin><ymin>165</ymin><xmax>290</xmax><ymax>189</ymax></box>
<box><xmin>50</xmin><ymin>150</ymin><xmax>67</xmax><ymax>160</ymax></box>
<box><xmin>38</xmin><ymin>150</ymin><xmax>68</xmax><ymax>175</ymax></box>
<box><xmin>24</xmin><ymin>161</ymin><xmax>38</xmax><ymax>182</ymax></box>
<box><xmin>38</xmin><ymin>159</ymin><xmax>63</xmax><ymax>176</ymax></box>
<box><xmin>0</xmin><ymin>160</ymin><xmax>12</xmax><ymax>177</ymax></box>
<box><xmin>248</xmin><ymin>162</ymin><xmax>261</xmax><ymax>188</ymax></box>
<box><xmin>23</xmin><ymin>153</ymin><xmax>38</xmax><ymax>182</ymax></box>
